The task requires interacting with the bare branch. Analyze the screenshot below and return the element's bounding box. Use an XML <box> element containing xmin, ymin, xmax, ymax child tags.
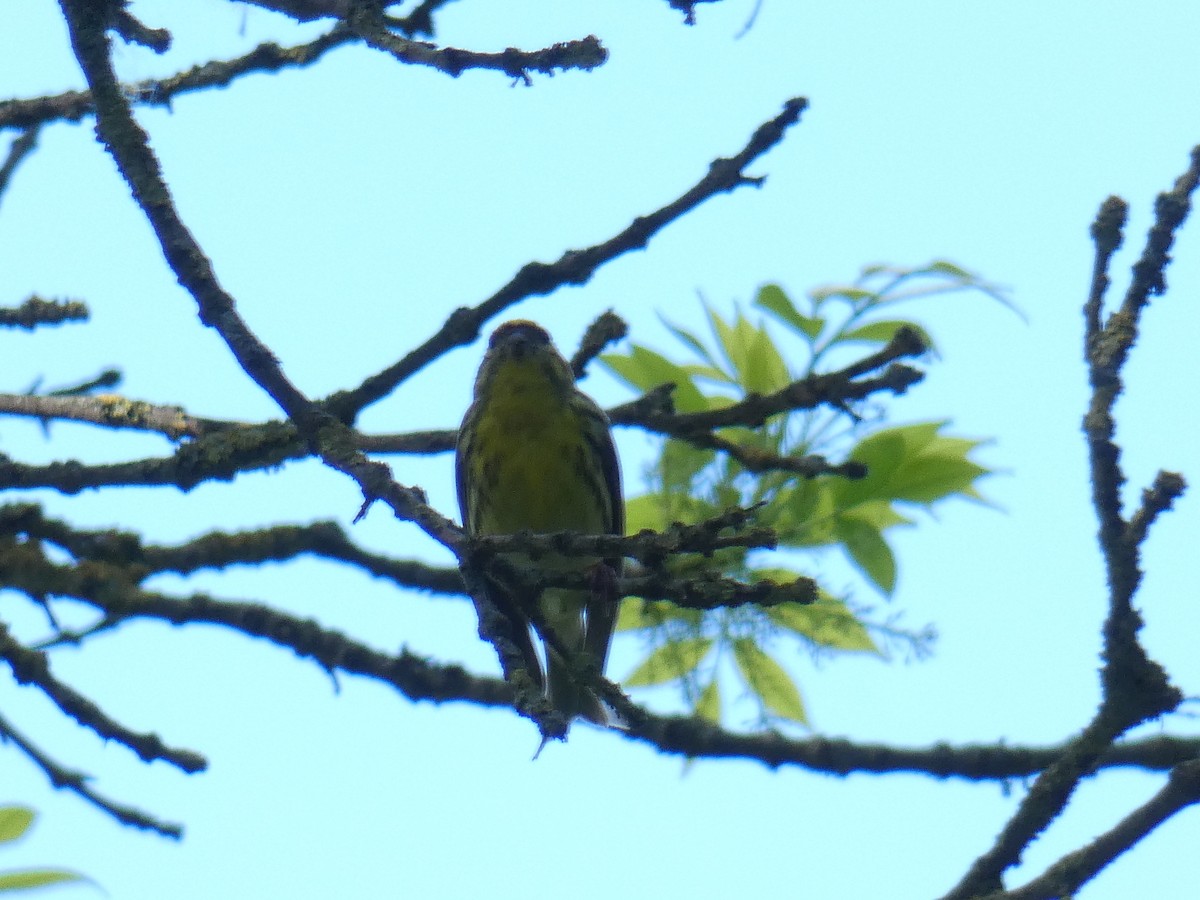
<box><xmin>0</xmin><ymin>127</ymin><xmax>40</xmax><ymax>209</ymax></box>
<box><xmin>665</xmin><ymin>0</ymin><xmax>724</xmax><ymax>25</ymax></box>
<box><xmin>0</xmin><ymin>393</ymin><xmax>207</xmax><ymax>440</ymax></box>
<box><xmin>110</xmin><ymin>6</ymin><xmax>171</xmax><ymax>52</ymax></box>
<box><xmin>1126</xmin><ymin>470</ymin><xmax>1187</xmax><ymax>547</ymax></box>
<box><xmin>0</xmin><ymin>421</ymin><xmax>300</xmax><ymax>493</ymax></box>
<box><xmin>940</xmin><ymin>143</ymin><xmax>1200</xmax><ymax>900</ymax></box>
<box><xmin>329</xmin><ymin>96</ymin><xmax>810</xmax><ymax>419</ymax></box>
<box><xmin>0</xmin><ymin>27</ymin><xmax>354</xmax><ymax>132</ymax></box>
<box><xmin>569</xmin><ymin>310</ymin><xmax>630</xmax><ymax>379</ymax></box>
<box><xmin>0</xmin><ymin>709</ymin><xmax>184</xmax><ymax>839</ymax></box>
<box><xmin>1</xmin><ymin>503</ymin><xmax>462</xmax><ymax>595</ymax></box>
<box><xmin>0</xmin><ymin>295</ymin><xmax>87</xmax><ymax>330</ymax></box>
<box><xmin>346</xmin><ymin>2</ymin><xmax>607</xmax><ymax>84</ymax></box>
<box><xmin>0</xmin><ymin>622</ymin><xmax>206</xmax><ymax>774</ymax></box>
<box><xmin>992</xmin><ymin>759</ymin><xmax>1200</xmax><ymax>900</ymax></box>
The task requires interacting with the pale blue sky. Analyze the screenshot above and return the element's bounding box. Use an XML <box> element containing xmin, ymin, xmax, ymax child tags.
<box><xmin>2</xmin><ymin>1</ymin><xmax>1198</xmax><ymax>898</ymax></box>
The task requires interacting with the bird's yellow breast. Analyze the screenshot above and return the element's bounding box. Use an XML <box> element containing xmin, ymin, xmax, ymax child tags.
<box><xmin>470</xmin><ymin>358</ymin><xmax>607</xmax><ymax>536</ymax></box>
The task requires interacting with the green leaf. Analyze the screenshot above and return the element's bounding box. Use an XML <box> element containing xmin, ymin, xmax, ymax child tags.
<box><xmin>810</xmin><ymin>285</ymin><xmax>875</xmax><ymax>304</ymax></box>
<box><xmin>0</xmin><ymin>808</ymin><xmax>32</xmax><ymax>844</ymax></box>
<box><xmin>837</xmin><ymin>498</ymin><xmax>911</xmax><ymax>531</ymax></box>
<box><xmin>681</xmin><ymin>363</ymin><xmax>736</xmax><ymax>385</ymax></box>
<box><xmin>660</xmin><ymin>438</ymin><xmax>717</xmax><ymax>493</ymax></box>
<box><xmin>732</xmin><ymin>638</ymin><xmax>808</xmax><ymax>724</ymax></box>
<box><xmin>0</xmin><ymin>870</ymin><xmax>85</xmax><ymax>893</ymax></box>
<box><xmin>767</xmin><ymin>597</ymin><xmax>879</xmax><ymax>653</ymax></box>
<box><xmin>660</xmin><ymin>315</ymin><xmax>721</xmax><ymax>368</ymax></box>
<box><xmin>928</xmin><ymin>259</ymin><xmax>974</xmax><ymax>280</ymax></box>
<box><xmin>694</xmin><ymin>677</ymin><xmax>721</xmax><ymax>723</ymax></box>
<box><xmin>834</xmin><ymin>515</ymin><xmax>897</xmax><ymax>595</ymax></box>
<box><xmin>708</xmin><ymin>309</ymin><xmax>791</xmax><ymax>395</ymax></box>
<box><xmin>615</xmin><ymin>597</ymin><xmax>702</xmax><ymax>631</ymax></box>
<box><xmin>754</xmin><ymin>283</ymin><xmax>823</xmax><ymax>340</ymax></box>
<box><xmin>771</xmin><ymin>480</ymin><xmax>838</xmax><ymax>547</ymax></box>
<box><xmin>840</xmin><ymin>423</ymin><xmax>989</xmax><ymax>507</ymax></box>
<box><xmin>623</xmin><ymin>637</ymin><xmax>713</xmax><ymax>686</ymax></box>
<box><xmin>0</xmin><ymin>868</ymin><xmax>85</xmax><ymax>897</ymax></box>
<box><xmin>600</xmin><ymin>346</ymin><xmax>708</xmax><ymax>413</ymax></box>
<box><xmin>840</xmin><ymin>319</ymin><xmax>934</xmax><ymax>351</ymax></box>
<box><xmin>889</xmin><ymin>451</ymin><xmax>989</xmax><ymax>504</ymax></box>
<box><xmin>623</xmin><ymin>494</ymin><xmax>668</xmax><ymax>534</ymax></box>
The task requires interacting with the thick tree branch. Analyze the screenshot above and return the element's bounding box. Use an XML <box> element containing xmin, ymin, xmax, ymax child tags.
<box><xmin>992</xmin><ymin>759</ymin><xmax>1200</xmax><ymax>900</ymax></box>
<box><xmin>56</xmin><ymin>0</ymin><xmax>466</xmax><ymax>588</ymax></box>
<box><xmin>0</xmin><ymin>421</ymin><xmax>300</xmax><ymax>493</ymax></box>
<box><xmin>5</xmin><ymin>526</ymin><xmax>1198</xmax><ymax>830</ymax></box>
<box><xmin>1</xmin><ymin>535</ymin><xmax>511</xmax><ymax>710</ymax></box>
<box><xmin>941</xmin><ymin>143</ymin><xmax>1199</xmax><ymax>900</ymax></box>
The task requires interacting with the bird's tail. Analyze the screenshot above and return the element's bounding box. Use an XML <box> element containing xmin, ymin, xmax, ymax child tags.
<box><xmin>542</xmin><ymin>587</ymin><xmax>608</xmax><ymax>726</ymax></box>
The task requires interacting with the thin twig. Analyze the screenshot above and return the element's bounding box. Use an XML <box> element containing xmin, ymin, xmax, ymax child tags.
<box><xmin>0</xmin><ymin>622</ymin><xmax>206</xmax><ymax>773</ymax></box>
<box><xmin>0</xmin><ymin>126</ymin><xmax>40</xmax><ymax>209</ymax></box>
<box><xmin>0</xmin><ymin>295</ymin><xmax>86</xmax><ymax>330</ymax></box>
<box><xmin>0</xmin><ymin>709</ymin><xmax>184</xmax><ymax>838</ymax></box>
<box><xmin>0</xmin><ymin>27</ymin><xmax>355</xmax><ymax>131</ymax></box>
<box><xmin>346</xmin><ymin>2</ymin><xmax>607</xmax><ymax>84</ymax></box>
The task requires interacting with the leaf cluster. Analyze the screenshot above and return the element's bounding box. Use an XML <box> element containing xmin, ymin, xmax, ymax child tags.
<box><xmin>603</xmin><ymin>263</ymin><xmax>1000</xmax><ymax>726</ymax></box>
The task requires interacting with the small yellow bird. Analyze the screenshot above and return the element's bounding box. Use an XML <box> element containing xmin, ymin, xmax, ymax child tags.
<box><xmin>456</xmin><ymin>320</ymin><xmax>623</xmax><ymax>724</ymax></box>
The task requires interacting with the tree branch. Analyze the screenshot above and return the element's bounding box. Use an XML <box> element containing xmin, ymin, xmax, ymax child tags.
<box><xmin>0</xmin><ymin>126</ymin><xmax>40</xmax><ymax>209</ymax></box>
<box><xmin>990</xmin><ymin>759</ymin><xmax>1200</xmax><ymax>900</ymax></box>
<box><xmin>1</xmin><ymin>502</ymin><xmax>462</xmax><ymax>596</ymax></box>
<box><xmin>0</xmin><ymin>709</ymin><xmax>184</xmax><ymax>839</ymax></box>
<box><xmin>328</xmin><ymin>96</ymin><xmax>810</xmax><ymax>419</ymax></box>
<box><xmin>0</xmin><ymin>622</ymin><xmax>206</xmax><ymax>774</ymax></box>
<box><xmin>0</xmin><ymin>295</ymin><xmax>87</xmax><ymax>330</ymax></box>
<box><xmin>345</xmin><ymin>2</ymin><xmax>607</xmax><ymax>84</ymax></box>
<box><xmin>940</xmin><ymin>143</ymin><xmax>1199</xmax><ymax>900</ymax></box>
<box><xmin>0</xmin><ymin>393</ymin><xmax>208</xmax><ymax>440</ymax></box>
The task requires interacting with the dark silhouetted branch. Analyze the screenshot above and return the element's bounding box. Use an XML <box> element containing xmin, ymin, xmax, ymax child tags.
<box><xmin>0</xmin><ymin>295</ymin><xmax>87</xmax><ymax>330</ymax></box>
<box><xmin>346</xmin><ymin>2</ymin><xmax>607</xmax><ymax>84</ymax></box>
<box><xmin>330</xmin><ymin>97</ymin><xmax>810</xmax><ymax>419</ymax></box>
<box><xmin>0</xmin><ymin>709</ymin><xmax>184</xmax><ymax>839</ymax></box>
<box><xmin>0</xmin><ymin>622</ymin><xmax>205</xmax><ymax>774</ymax></box>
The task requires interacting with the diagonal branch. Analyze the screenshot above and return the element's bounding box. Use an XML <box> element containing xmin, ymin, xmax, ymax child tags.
<box><xmin>328</xmin><ymin>96</ymin><xmax>810</xmax><ymax>419</ymax></box>
<box><xmin>0</xmin><ymin>126</ymin><xmax>40</xmax><ymax>209</ymax></box>
<box><xmin>991</xmin><ymin>759</ymin><xmax>1200</xmax><ymax>900</ymax></box>
<box><xmin>0</xmin><ymin>709</ymin><xmax>183</xmax><ymax>839</ymax></box>
<box><xmin>0</xmin><ymin>622</ymin><xmax>206</xmax><ymax>774</ymax></box>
